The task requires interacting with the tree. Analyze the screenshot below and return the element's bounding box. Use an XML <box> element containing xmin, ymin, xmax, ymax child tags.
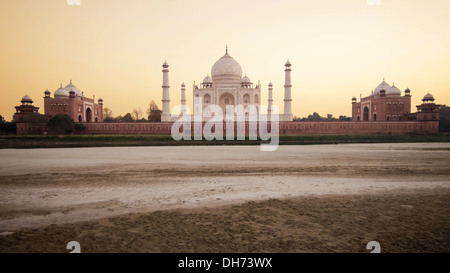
<box><xmin>121</xmin><ymin>113</ymin><xmax>134</xmax><ymax>122</ymax></box>
<box><xmin>439</xmin><ymin>105</ymin><xmax>450</xmax><ymax>132</ymax></box>
<box><xmin>339</xmin><ymin>115</ymin><xmax>351</xmax><ymax>121</ymax></box>
<box><xmin>113</xmin><ymin>115</ymin><xmax>123</xmax><ymax>122</ymax></box>
<box><xmin>74</xmin><ymin>123</ymin><xmax>86</xmax><ymax>133</ymax></box>
<box><xmin>294</xmin><ymin>112</ymin><xmax>351</xmax><ymax>122</ymax></box>
<box><xmin>22</xmin><ymin>113</ymin><xmax>47</xmax><ymax>123</ymax></box>
<box><xmin>132</xmin><ymin>107</ymin><xmax>144</xmax><ymax>121</ymax></box>
<box><xmin>307</xmin><ymin>112</ymin><xmax>323</xmax><ymax>121</ymax></box>
<box><xmin>103</xmin><ymin>107</ymin><xmax>113</xmax><ymax>118</ymax></box>
<box><xmin>326</xmin><ymin>114</ymin><xmax>337</xmax><ymax>121</ymax></box>
<box><xmin>0</xmin><ymin>115</ymin><xmax>16</xmax><ymax>134</ymax></box>
<box><xmin>47</xmin><ymin>114</ymin><xmax>74</xmax><ymax>134</ymax></box>
<box><xmin>103</xmin><ymin>107</ymin><xmax>114</xmax><ymax>122</ymax></box>
<box><xmin>103</xmin><ymin>116</ymin><xmax>115</xmax><ymax>122</ymax></box>
<box><xmin>147</xmin><ymin>101</ymin><xmax>162</xmax><ymax>122</ymax></box>
<box><xmin>0</xmin><ymin>121</ymin><xmax>16</xmax><ymax>134</ymax></box>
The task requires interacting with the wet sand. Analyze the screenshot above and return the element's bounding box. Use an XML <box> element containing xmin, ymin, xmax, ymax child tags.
<box><xmin>0</xmin><ymin>143</ymin><xmax>449</xmax><ymax>252</ymax></box>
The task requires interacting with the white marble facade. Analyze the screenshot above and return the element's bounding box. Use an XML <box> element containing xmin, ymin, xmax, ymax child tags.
<box><xmin>161</xmin><ymin>48</ymin><xmax>293</xmax><ymax>122</ymax></box>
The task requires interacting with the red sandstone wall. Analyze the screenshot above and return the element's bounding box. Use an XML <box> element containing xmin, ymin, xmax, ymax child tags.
<box><xmin>15</xmin><ymin>121</ymin><xmax>440</xmax><ymax>135</ymax></box>
<box><xmin>16</xmin><ymin>123</ymin><xmax>47</xmax><ymax>135</ymax></box>
<box><xmin>80</xmin><ymin>121</ymin><xmax>440</xmax><ymax>135</ymax></box>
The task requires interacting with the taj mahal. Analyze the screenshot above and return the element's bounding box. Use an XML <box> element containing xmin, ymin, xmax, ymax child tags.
<box><xmin>160</xmin><ymin>47</ymin><xmax>293</xmax><ymax>122</ymax></box>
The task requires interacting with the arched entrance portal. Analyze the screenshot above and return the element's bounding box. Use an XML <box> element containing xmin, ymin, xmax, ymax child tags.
<box><xmin>363</xmin><ymin>106</ymin><xmax>369</xmax><ymax>121</ymax></box>
<box><xmin>86</xmin><ymin>108</ymin><xmax>92</xmax><ymax>122</ymax></box>
<box><xmin>219</xmin><ymin>92</ymin><xmax>235</xmax><ymax>115</ymax></box>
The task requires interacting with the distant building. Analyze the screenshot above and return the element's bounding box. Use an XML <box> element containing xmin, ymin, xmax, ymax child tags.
<box><xmin>352</xmin><ymin>79</ymin><xmax>440</xmax><ymax>122</ymax></box>
<box><xmin>160</xmin><ymin>47</ymin><xmax>293</xmax><ymax>122</ymax></box>
<box><xmin>409</xmin><ymin>93</ymin><xmax>441</xmax><ymax>121</ymax></box>
<box><xmin>44</xmin><ymin>80</ymin><xmax>103</xmax><ymax>122</ymax></box>
<box><xmin>14</xmin><ymin>95</ymin><xmax>40</xmax><ymax>123</ymax></box>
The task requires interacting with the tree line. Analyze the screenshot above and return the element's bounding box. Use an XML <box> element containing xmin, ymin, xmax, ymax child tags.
<box><xmin>103</xmin><ymin>100</ymin><xmax>161</xmax><ymax>122</ymax></box>
<box><xmin>293</xmin><ymin>112</ymin><xmax>352</xmax><ymax>122</ymax></box>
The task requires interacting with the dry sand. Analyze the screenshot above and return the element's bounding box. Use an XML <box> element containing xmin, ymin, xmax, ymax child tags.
<box><xmin>0</xmin><ymin>143</ymin><xmax>449</xmax><ymax>252</ymax></box>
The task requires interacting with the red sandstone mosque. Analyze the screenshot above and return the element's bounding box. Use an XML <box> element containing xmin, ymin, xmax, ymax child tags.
<box><xmin>351</xmin><ymin>79</ymin><xmax>440</xmax><ymax>122</ymax></box>
<box><xmin>42</xmin><ymin>80</ymin><xmax>104</xmax><ymax>123</ymax></box>
<box><xmin>13</xmin><ymin>49</ymin><xmax>441</xmax><ymax>135</ymax></box>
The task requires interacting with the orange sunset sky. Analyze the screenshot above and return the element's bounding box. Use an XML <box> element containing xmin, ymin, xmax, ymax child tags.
<box><xmin>1</xmin><ymin>0</ymin><xmax>449</xmax><ymax>121</ymax></box>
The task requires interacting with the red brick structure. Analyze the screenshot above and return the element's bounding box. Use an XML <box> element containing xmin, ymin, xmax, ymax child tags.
<box><xmin>77</xmin><ymin>120</ymin><xmax>438</xmax><ymax>135</ymax></box>
<box><xmin>44</xmin><ymin>80</ymin><xmax>103</xmax><ymax>123</ymax></box>
<box><xmin>352</xmin><ymin>80</ymin><xmax>441</xmax><ymax>124</ymax></box>
<box><xmin>14</xmin><ymin>95</ymin><xmax>40</xmax><ymax>123</ymax></box>
<box><xmin>16</xmin><ymin>122</ymin><xmax>47</xmax><ymax>135</ymax></box>
<box><xmin>352</xmin><ymin>80</ymin><xmax>412</xmax><ymax>122</ymax></box>
<box><xmin>415</xmin><ymin>93</ymin><xmax>441</xmax><ymax>121</ymax></box>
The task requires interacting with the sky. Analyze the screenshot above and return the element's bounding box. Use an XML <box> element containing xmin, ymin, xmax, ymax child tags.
<box><xmin>1</xmin><ymin>0</ymin><xmax>449</xmax><ymax>121</ymax></box>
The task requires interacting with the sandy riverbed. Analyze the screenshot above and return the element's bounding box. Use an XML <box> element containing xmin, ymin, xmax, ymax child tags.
<box><xmin>0</xmin><ymin>143</ymin><xmax>449</xmax><ymax>252</ymax></box>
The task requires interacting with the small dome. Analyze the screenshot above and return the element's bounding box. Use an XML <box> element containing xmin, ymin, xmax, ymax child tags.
<box><xmin>211</xmin><ymin>53</ymin><xmax>242</xmax><ymax>81</ymax></box>
<box><xmin>268</xmin><ymin>82</ymin><xmax>273</xmax><ymax>87</ymax></box>
<box><xmin>65</xmin><ymin>80</ymin><xmax>82</xmax><ymax>97</ymax></box>
<box><xmin>352</xmin><ymin>96</ymin><xmax>357</xmax><ymax>100</ymax></box>
<box><xmin>54</xmin><ymin>84</ymin><xmax>69</xmax><ymax>98</ymax></box>
<box><xmin>285</xmin><ymin>60</ymin><xmax>291</xmax><ymax>67</ymax></box>
<box><xmin>44</xmin><ymin>89</ymin><xmax>50</xmax><ymax>94</ymax></box>
<box><xmin>405</xmin><ymin>87</ymin><xmax>410</xmax><ymax>92</ymax></box>
<box><xmin>374</xmin><ymin>80</ymin><xmax>391</xmax><ymax>95</ymax></box>
<box><xmin>241</xmin><ymin>75</ymin><xmax>251</xmax><ymax>84</ymax></box>
<box><xmin>202</xmin><ymin>75</ymin><xmax>212</xmax><ymax>84</ymax></box>
<box><xmin>387</xmin><ymin>84</ymin><xmax>402</xmax><ymax>95</ymax></box>
<box><xmin>21</xmin><ymin>94</ymin><xmax>33</xmax><ymax>102</ymax></box>
<box><xmin>423</xmin><ymin>93</ymin><xmax>434</xmax><ymax>101</ymax></box>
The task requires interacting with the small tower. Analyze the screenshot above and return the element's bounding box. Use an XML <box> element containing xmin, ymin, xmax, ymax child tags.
<box><xmin>405</xmin><ymin>88</ymin><xmax>411</xmax><ymax>97</ymax></box>
<box><xmin>268</xmin><ymin>82</ymin><xmax>273</xmax><ymax>117</ymax></box>
<box><xmin>161</xmin><ymin>61</ymin><xmax>170</xmax><ymax>121</ymax></box>
<box><xmin>181</xmin><ymin>83</ymin><xmax>186</xmax><ymax>116</ymax></box>
<box><xmin>352</xmin><ymin>96</ymin><xmax>357</xmax><ymax>104</ymax></box>
<box><xmin>283</xmin><ymin>60</ymin><xmax>293</xmax><ymax>121</ymax></box>
<box><xmin>14</xmin><ymin>95</ymin><xmax>40</xmax><ymax>123</ymax></box>
<box><xmin>416</xmin><ymin>93</ymin><xmax>440</xmax><ymax>121</ymax></box>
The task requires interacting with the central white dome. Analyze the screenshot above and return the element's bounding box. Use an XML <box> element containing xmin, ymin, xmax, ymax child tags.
<box><xmin>54</xmin><ymin>84</ymin><xmax>69</xmax><ymax>98</ymax></box>
<box><xmin>373</xmin><ymin>80</ymin><xmax>391</xmax><ymax>95</ymax></box>
<box><xmin>211</xmin><ymin>53</ymin><xmax>242</xmax><ymax>81</ymax></box>
<box><xmin>65</xmin><ymin>80</ymin><xmax>82</xmax><ymax>97</ymax></box>
<box><xmin>387</xmin><ymin>84</ymin><xmax>402</xmax><ymax>95</ymax></box>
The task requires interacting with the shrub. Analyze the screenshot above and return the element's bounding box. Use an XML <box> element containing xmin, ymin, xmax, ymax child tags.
<box><xmin>47</xmin><ymin>114</ymin><xmax>74</xmax><ymax>134</ymax></box>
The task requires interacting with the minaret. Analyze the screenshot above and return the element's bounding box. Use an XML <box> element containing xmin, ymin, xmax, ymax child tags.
<box><xmin>268</xmin><ymin>82</ymin><xmax>273</xmax><ymax>117</ymax></box>
<box><xmin>161</xmin><ymin>61</ymin><xmax>170</xmax><ymax>121</ymax></box>
<box><xmin>181</xmin><ymin>83</ymin><xmax>186</xmax><ymax>116</ymax></box>
<box><xmin>283</xmin><ymin>60</ymin><xmax>293</xmax><ymax>121</ymax></box>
